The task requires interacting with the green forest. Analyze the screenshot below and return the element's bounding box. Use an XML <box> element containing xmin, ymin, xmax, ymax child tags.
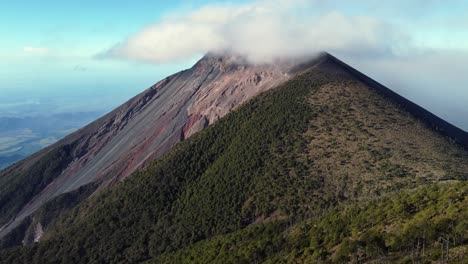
<box><xmin>153</xmin><ymin>182</ymin><xmax>468</xmax><ymax>263</ymax></box>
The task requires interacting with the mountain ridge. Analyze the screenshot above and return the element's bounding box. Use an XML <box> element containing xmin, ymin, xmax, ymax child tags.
<box><xmin>325</xmin><ymin>54</ymin><xmax>468</xmax><ymax>148</ymax></box>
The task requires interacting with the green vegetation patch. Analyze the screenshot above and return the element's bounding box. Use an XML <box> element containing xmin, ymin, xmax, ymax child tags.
<box><xmin>151</xmin><ymin>182</ymin><xmax>468</xmax><ymax>264</ymax></box>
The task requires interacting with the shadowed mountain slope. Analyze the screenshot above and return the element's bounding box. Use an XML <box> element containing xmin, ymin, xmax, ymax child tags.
<box><xmin>0</xmin><ymin>53</ymin><xmax>466</xmax><ymax>263</ymax></box>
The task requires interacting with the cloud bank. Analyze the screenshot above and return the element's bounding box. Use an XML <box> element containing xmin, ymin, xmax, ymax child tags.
<box><xmin>101</xmin><ymin>0</ymin><xmax>409</xmax><ymax>63</ymax></box>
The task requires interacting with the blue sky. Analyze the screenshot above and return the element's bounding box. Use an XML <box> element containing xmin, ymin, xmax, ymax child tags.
<box><xmin>0</xmin><ymin>0</ymin><xmax>208</xmax><ymax>110</ymax></box>
<box><xmin>0</xmin><ymin>0</ymin><xmax>467</xmax><ymax>129</ymax></box>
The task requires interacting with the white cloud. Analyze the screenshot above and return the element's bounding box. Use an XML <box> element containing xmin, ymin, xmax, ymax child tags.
<box><xmin>101</xmin><ymin>0</ymin><xmax>410</xmax><ymax>63</ymax></box>
<box><xmin>23</xmin><ymin>46</ymin><xmax>50</xmax><ymax>55</ymax></box>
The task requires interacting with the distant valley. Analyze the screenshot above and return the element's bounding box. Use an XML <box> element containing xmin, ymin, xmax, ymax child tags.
<box><xmin>0</xmin><ymin>112</ymin><xmax>102</xmax><ymax>169</ymax></box>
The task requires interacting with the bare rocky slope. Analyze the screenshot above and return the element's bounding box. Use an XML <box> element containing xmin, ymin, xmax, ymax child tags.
<box><xmin>0</xmin><ymin>53</ymin><xmax>316</xmax><ymax>245</ymax></box>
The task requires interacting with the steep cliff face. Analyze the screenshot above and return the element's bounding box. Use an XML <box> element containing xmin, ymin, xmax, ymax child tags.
<box><xmin>0</xmin><ymin>53</ymin><xmax>314</xmax><ymax>244</ymax></box>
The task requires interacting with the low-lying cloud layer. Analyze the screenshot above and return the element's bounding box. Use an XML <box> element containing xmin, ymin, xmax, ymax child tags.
<box><xmin>101</xmin><ymin>0</ymin><xmax>408</xmax><ymax>63</ymax></box>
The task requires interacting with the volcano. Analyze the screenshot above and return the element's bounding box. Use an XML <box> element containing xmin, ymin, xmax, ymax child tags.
<box><xmin>0</xmin><ymin>53</ymin><xmax>467</xmax><ymax>263</ymax></box>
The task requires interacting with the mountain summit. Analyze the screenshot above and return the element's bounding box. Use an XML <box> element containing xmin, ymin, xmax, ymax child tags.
<box><xmin>0</xmin><ymin>52</ymin><xmax>467</xmax><ymax>263</ymax></box>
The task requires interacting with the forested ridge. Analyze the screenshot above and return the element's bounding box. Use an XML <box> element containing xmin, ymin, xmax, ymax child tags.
<box><xmin>152</xmin><ymin>182</ymin><xmax>468</xmax><ymax>263</ymax></box>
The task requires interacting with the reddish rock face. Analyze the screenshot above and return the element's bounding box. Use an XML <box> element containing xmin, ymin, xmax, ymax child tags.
<box><xmin>0</xmin><ymin>53</ymin><xmax>323</xmax><ymax>240</ymax></box>
<box><xmin>183</xmin><ymin>113</ymin><xmax>208</xmax><ymax>140</ymax></box>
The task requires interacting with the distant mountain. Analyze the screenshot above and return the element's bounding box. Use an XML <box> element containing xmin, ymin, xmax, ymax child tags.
<box><xmin>0</xmin><ymin>53</ymin><xmax>467</xmax><ymax>263</ymax></box>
